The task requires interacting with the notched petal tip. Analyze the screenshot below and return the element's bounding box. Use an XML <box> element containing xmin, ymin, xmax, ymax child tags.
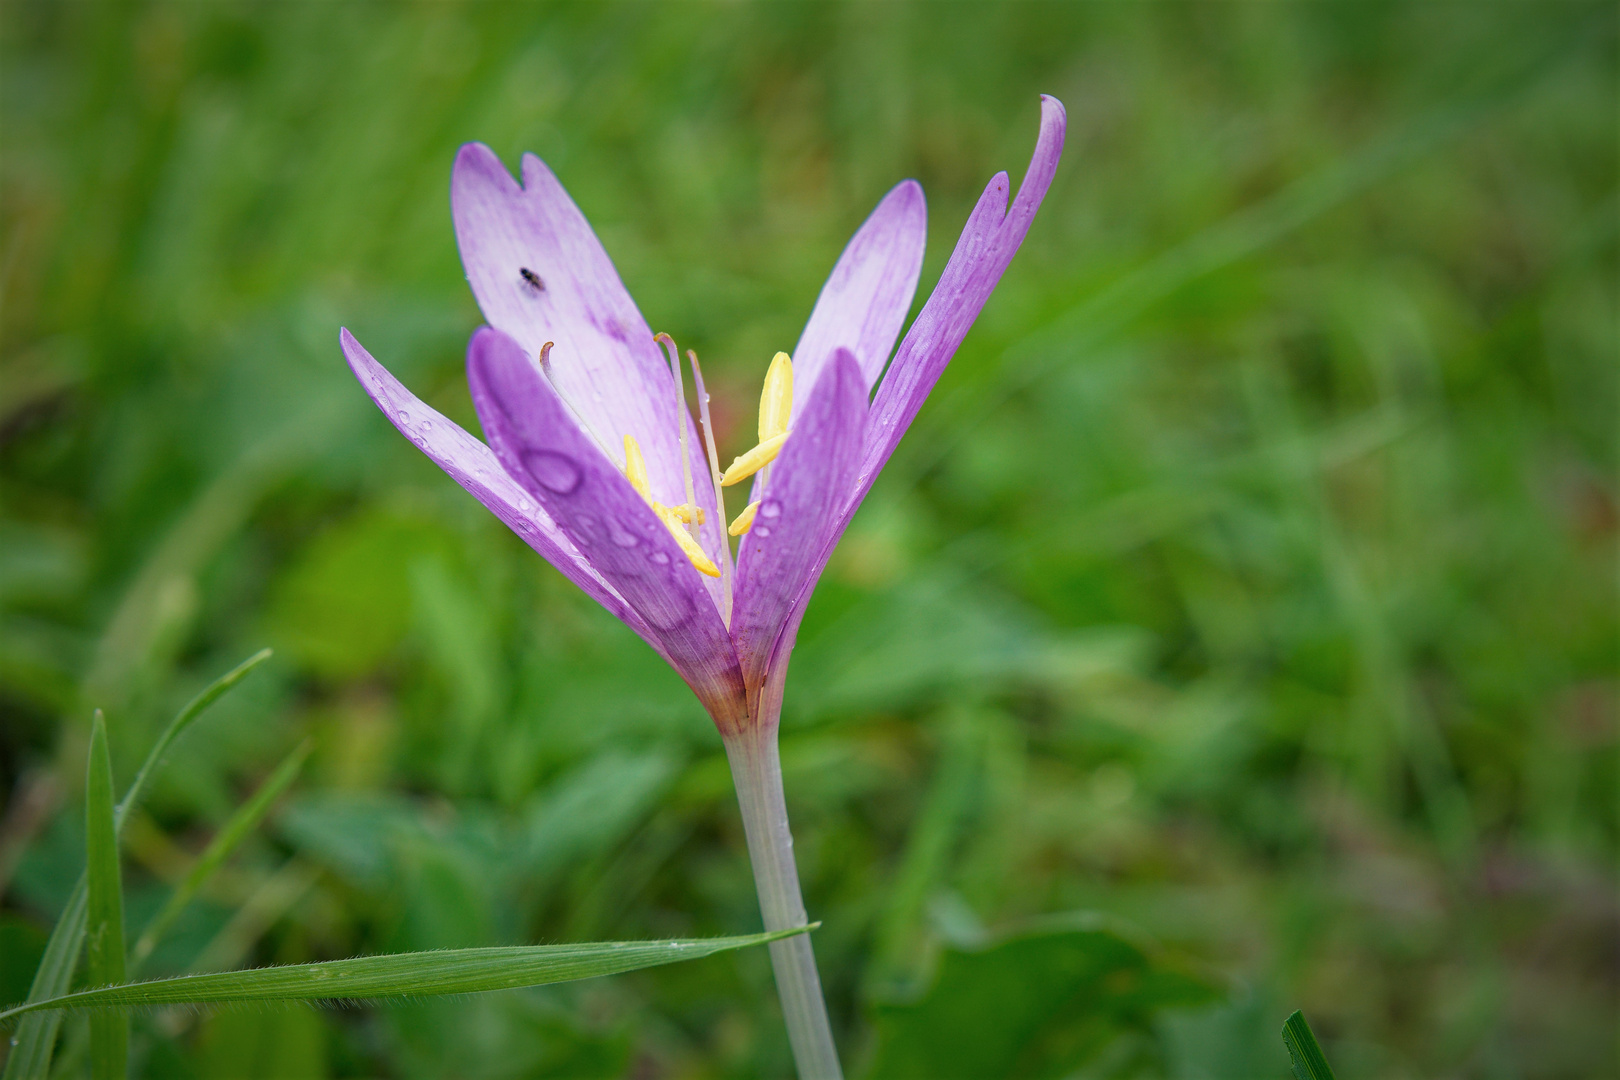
<box><xmin>453</xmin><ymin>141</ymin><xmax>518</xmax><ymax>190</ymax></box>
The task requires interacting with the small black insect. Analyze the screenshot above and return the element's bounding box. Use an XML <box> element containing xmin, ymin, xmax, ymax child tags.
<box><xmin>519</xmin><ymin>267</ymin><xmax>544</xmax><ymax>291</ymax></box>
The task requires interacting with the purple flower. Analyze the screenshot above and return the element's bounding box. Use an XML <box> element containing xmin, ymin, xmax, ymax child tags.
<box><xmin>340</xmin><ymin>97</ymin><xmax>1065</xmax><ymax>737</ymax></box>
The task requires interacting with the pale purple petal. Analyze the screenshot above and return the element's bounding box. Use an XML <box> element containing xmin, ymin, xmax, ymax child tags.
<box><xmin>859</xmin><ymin>96</ymin><xmax>1066</xmax><ymax>498</ymax></box>
<box><xmin>465</xmin><ymin>326</ymin><xmax>747</xmax><ymax>725</ymax></box>
<box><xmin>791</xmin><ymin>180</ymin><xmax>927</xmax><ymax>403</ymax></box>
<box><xmin>731</xmin><ymin>349</ymin><xmax>867</xmax><ymax>693</ymax></box>
<box><xmin>339</xmin><ymin>328</ymin><xmax>644</xmax><ymax>632</ymax></box>
<box><xmin>450</xmin><ymin>145</ymin><xmax>722</xmax><ymax>560</ymax></box>
<box><xmin>767</xmin><ymin>96</ymin><xmax>1066</xmax><ymax>649</ymax></box>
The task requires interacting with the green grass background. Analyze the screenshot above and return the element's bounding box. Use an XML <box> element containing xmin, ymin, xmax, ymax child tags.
<box><xmin>2</xmin><ymin>2</ymin><xmax>1615</xmax><ymax>1077</ymax></box>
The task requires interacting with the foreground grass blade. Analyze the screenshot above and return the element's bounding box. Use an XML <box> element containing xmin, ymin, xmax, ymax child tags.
<box><xmin>131</xmin><ymin>739</ymin><xmax>312</xmax><ymax>969</ymax></box>
<box><xmin>2</xmin><ymin>886</ymin><xmax>87</xmax><ymax>1080</ymax></box>
<box><xmin>1</xmin><ymin>927</ymin><xmax>814</xmax><ymax>1021</ymax></box>
<box><xmin>1282</xmin><ymin>1010</ymin><xmax>1338</xmax><ymax>1080</ymax></box>
<box><xmin>3</xmin><ymin>650</ymin><xmax>272</xmax><ymax>1080</ymax></box>
<box><xmin>84</xmin><ymin>713</ymin><xmax>128</xmax><ymax>1080</ymax></box>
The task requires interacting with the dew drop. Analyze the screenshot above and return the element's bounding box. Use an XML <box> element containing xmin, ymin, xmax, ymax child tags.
<box><xmin>611</xmin><ymin>528</ymin><xmax>640</xmax><ymax>548</ymax></box>
<box><xmin>759</xmin><ymin>500</ymin><xmax>782</xmax><ymax>519</ymax></box>
<box><xmin>419</xmin><ymin>419</ymin><xmax>433</xmax><ymax>432</ymax></box>
<box><xmin>651</xmin><ymin>551</ymin><xmax>670</xmax><ymax>565</ymax></box>
<box><xmin>397</xmin><ymin>409</ymin><xmax>411</xmax><ymax>423</ymax></box>
<box><xmin>574</xmin><ymin>514</ymin><xmax>601</xmax><ymax>545</ymax></box>
<box><xmin>754</xmin><ymin>525</ymin><xmax>771</xmax><ymax>538</ymax></box>
<box><xmin>519</xmin><ymin>450</ymin><xmax>583</xmax><ymax>494</ymax></box>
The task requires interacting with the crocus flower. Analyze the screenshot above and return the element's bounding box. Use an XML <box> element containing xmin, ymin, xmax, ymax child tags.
<box><xmin>341</xmin><ymin>95</ymin><xmax>1063</xmax><ymax>733</ymax></box>
<box><xmin>340</xmin><ymin>95</ymin><xmax>1064</xmax><ymax>1079</ymax></box>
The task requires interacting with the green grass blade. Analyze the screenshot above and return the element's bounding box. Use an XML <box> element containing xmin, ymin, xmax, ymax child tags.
<box><xmin>85</xmin><ymin>712</ymin><xmax>128</xmax><ymax>1080</ymax></box>
<box><xmin>1</xmin><ymin>927</ymin><xmax>814</xmax><ymax>1021</ymax></box>
<box><xmin>3</xmin><ymin>883</ymin><xmax>88</xmax><ymax>1079</ymax></box>
<box><xmin>3</xmin><ymin>651</ymin><xmax>271</xmax><ymax>1080</ymax></box>
<box><xmin>114</xmin><ymin>649</ymin><xmax>273</xmax><ymax>832</ymax></box>
<box><xmin>1282</xmin><ymin>1010</ymin><xmax>1338</xmax><ymax>1080</ymax></box>
<box><xmin>131</xmin><ymin>739</ymin><xmax>312</xmax><ymax>970</ymax></box>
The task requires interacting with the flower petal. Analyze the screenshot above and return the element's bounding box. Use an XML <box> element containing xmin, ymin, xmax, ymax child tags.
<box><xmin>791</xmin><ymin>179</ymin><xmax>927</xmax><ymax>405</ymax></box>
<box><xmin>859</xmin><ymin>96</ymin><xmax>1065</xmax><ymax>496</ymax></box>
<box><xmin>731</xmin><ymin>349</ymin><xmax>867</xmax><ymax>693</ymax></box>
<box><xmin>339</xmin><ymin>328</ymin><xmax>642</xmax><ymax>630</ymax></box>
<box><xmin>760</xmin><ymin>96</ymin><xmax>1066</xmax><ymax>654</ymax></box>
<box><xmin>450</xmin><ymin>144</ymin><xmax>721</xmax><ymax>547</ymax></box>
<box><xmin>465</xmin><ymin>325</ymin><xmax>747</xmax><ymax>726</ymax></box>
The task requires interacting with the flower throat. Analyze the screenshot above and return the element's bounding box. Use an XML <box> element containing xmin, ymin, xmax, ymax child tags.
<box><xmin>605</xmin><ymin>336</ymin><xmax>795</xmax><ymax>629</ymax></box>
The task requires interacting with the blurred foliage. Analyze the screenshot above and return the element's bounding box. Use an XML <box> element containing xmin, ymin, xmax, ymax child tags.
<box><xmin>2</xmin><ymin>1</ymin><xmax>1615</xmax><ymax>1077</ymax></box>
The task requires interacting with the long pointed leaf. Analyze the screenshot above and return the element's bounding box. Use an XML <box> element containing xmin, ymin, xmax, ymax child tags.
<box><xmin>1</xmin><ymin>887</ymin><xmax>86</xmax><ymax>1079</ymax></box>
<box><xmin>1282</xmin><ymin>1010</ymin><xmax>1338</xmax><ymax>1080</ymax></box>
<box><xmin>131</xmin><ymin>739</ymin><xmax>312</xmax><ymax>969</ymax></box>
<box><xmin>3</xmin><ymin>650</ymin><xmax>271</xmax><ymax>1080</ymax></box>
<box><xmin>1</xmin><ymin>927</ymin><xmax>814</xmax><ymax>1021</ymax></box>
<box><xmin>84</xmin><ymin>712</ymin><xmax>128</xmax><ymax>1080</ymax></box>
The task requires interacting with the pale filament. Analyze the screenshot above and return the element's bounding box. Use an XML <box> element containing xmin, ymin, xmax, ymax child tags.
<box><xmin>655</xmin><ymin>333</ymin><xmax>700</xmax><ymax>536</ymax></box>
<box><xmin>687</xmin><ymin>348</ymin><xmax>734</xmax><ymax>628</ymax></box>
<box><xmin>604</xmin><ymin>339</ymin><xmax>795</xmax><ymax>605</ymax></box>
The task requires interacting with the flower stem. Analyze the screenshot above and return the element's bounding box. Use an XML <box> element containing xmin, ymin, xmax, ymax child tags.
<box><xmin>723</xmin><ymin>724</ymin><xmax>843</xmax><ymax>1080</ymax></box>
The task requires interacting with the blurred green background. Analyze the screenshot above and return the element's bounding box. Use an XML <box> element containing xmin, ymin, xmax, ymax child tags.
<box><xmin>2</xmin><ymin>2</ymin><xmax>1615</xmax><ymax>1077</ymax></box>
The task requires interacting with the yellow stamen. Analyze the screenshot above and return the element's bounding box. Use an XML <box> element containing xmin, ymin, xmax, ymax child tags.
<box><xmin>721</xmin><ymin>431</ymin><xmax>790</xmax><ymax>487</ymax></box>
<box><xmin>728</xmin><ymin>501</ymin><xmax>761</xmax><ymax>536</ymax></box>
<box><xmin>759</xmin><ymin>351</ymin><xmax>793</xmax><ymax>442</ymax></box>
<box><xmin>623</xmin><ymin>434</ymin><xmax>651</xmax><ymax>501</ymax></box>
<box><xmin>666</xmin><ymin>503</ymin><xmax>706</xmax><ymax>525</ymax></box>
<box><xmin>653</xmin><ymin>501</ymin><xmax>720</xmax><ymax>577</ymax></box>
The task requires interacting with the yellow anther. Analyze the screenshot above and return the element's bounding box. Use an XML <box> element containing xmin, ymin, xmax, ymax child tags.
<box><xmin>721</xmin><ymin>431</ymin><xmax>790</xmax><ymax>487</ymax></box>
<box><xmin>667</xmin><ymin>503</ymin><xmax>706</xmax><ymax>525</ymax></box>
<box><xmin>759</xmin><ymin>351</ymin><xmax>793</xmax><ymax>442</ymax></box>
<box><xmin>652</xmin><ymin>501</ymin><xmax>720</xmax><ymax>577</ymax></box>
<box><xmin>729</xmin><ymin>501</ymin><xmax>761</xmax><ymax>536</ymax></box>
<box><xmin>623</xmin><ymin>434</ymin><xmax>651</xmax><ymax>501</ymax></box>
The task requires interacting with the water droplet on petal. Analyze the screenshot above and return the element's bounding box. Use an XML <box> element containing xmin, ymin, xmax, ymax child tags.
<box><xmin>520</xmin><ymin>450</ymin><xmax>583</xmax><ymax>494</ymax></box>
<box><xmin>651</xmin><ymin>551</ymin><xmax>670</xmax><ymax>565</ymax></box>
<box><xmin>754</xmin><ymin>525</ymin><xmax>771</xmax><ymax>537</ymax></box>
<box><xmin>611</xmin><ymin>528</ymin><xmax>640</xmax><ymax>548</ymax></box>
<box><xmin>419</xmin><ymin>419</ymin><xmax>433</xmax><ymax>431</ymax></box>
<box><xmin>760</xmin><ymin>500</ymin><xmax>782</xmax><ymax>519</ymax></box>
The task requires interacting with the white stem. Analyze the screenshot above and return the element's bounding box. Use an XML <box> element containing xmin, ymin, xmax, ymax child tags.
<box><xmin>723</xmin><ymin>724</ymin><xmax>843</xmax><ymax>1080</ymax></box>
